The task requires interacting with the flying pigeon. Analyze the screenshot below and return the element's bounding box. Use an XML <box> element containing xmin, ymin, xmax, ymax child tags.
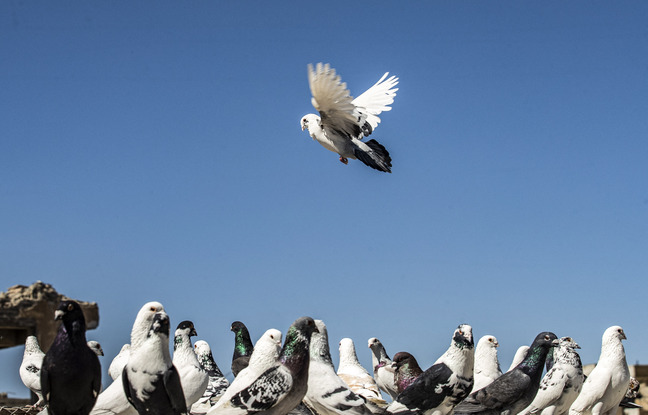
<box><xmin>173</xmin><ymin>321</ymin><xmax>209</xmax><ymax>411</ymax></box>
<box><xmin>19</xmin><ymin>335</ymin><xmax>46</xmax><ymax>407</ymax></box>
<box><xmin>91</xmin><ymin>301</ymin><xmax>166</xmax><ymax>415</ymax></box>
<box><xmin>518</xmin><ymin>336</ymin><xmax>584</xmax><ymax>415</ymax></box>
<box><xmin>193</xmin><ymin>340</ymin><xmax>230</xmax><ymax>409</ymax></box>
<box><xmin>41</xmin><ymin>300</ymin><xmax>102</xmax><ymax>415</ymax></box>
<box><xmin>230</xmin><ymin>321</ymin><xmax>254</xmax><ymax>377</ymax></box>
<box><xmin>386</xmin><ymin>324</ymin><xmax>475</xmax><ymax>415</ymax></box>
<box><xmin>88</xmin><ymin>340</ymin><xmax>104</xmax><ymax>356</ymax></box>
<box><xmin>453</xmin><ymin>331</ymin><xmax>558</xmax><ymax>415</ymax></box>
<box><xmin>338</xmin><ymin>338</ymin><xmax>383</xmax><ymax>402</ymax></box>
<box><xmin>109</xmin><ymin>344</ymin><xmax>131</xmax><ymax>380</ymax></box>
<box><xmin>368</xmin><ymin>337</ymin><xmax>399</xmax><ymax>400</ymax></box>
<box><xmin>213</xmin><ymin>328</ymin><xmax>282</xmax><ymax>408</ymax></box>
<box><xmin>507</xmin><ymin>345</ymin><xmax>530</xmax><ymax>372</ymax></box>
<box><xmin>392</xmin><ymin>352</ymin><xmax>424</xmax><ymax>394</ymax></box>
<box><xmin>569</xmin><ymin>326</ymin><xmax>630</xmax><ymax>415</ymax></box>
<box><xmin>207</xmin><ymin>316</ymin><xmax>318</xmax><ymax>415</ymax></box>
<box><xmin>122</xmin><ymin>311</ymin><xmax>187</xmax><ymax>415</ymax></box>
<box><xmin>473</xmin><ymin>335</ymin><xmax>503</xmax><ymax>392</ymax></box>
<box><xmin>301</xmin><ymin>63</ymin><xmax>398</xmax><ymax>173</ymax></box>
<box><xmin>304</xmin><ymin>320</ymin><xmax>374</xmax><ymax>415</ymax></box>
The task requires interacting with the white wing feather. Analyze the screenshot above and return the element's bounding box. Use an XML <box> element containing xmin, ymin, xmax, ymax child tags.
<box><xmin>352</xmin><ymin>72</ymin><xmax>399</xmax><ymax>130</ymax></box>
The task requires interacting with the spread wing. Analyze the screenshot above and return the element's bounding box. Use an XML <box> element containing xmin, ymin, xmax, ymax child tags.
<box><xmin>352</xmin><ymin>72</ymin><xmax>399</xmax><ymax>131</ymax></box>
<box><xmin>308</xmin><ymin>63</ymin><xmax>372</xmax><ymax>141</ymax></box>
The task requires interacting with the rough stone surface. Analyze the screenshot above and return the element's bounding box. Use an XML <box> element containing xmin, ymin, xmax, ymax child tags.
<box><xmin>0</xmin><ymin>281</ymin><xmax>98</xmax><ymax>352</ymax></box>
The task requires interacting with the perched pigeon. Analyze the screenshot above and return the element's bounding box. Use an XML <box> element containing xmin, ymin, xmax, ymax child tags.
<box><xmin>338</xmin><ymin>338</ymin><xmax>382</xmax><ymax>402</ymax></box>
<box><xmin>213</xmin><ymin>328</ymin><xmax>283</xmax><ymax>408</ymax></box>
<box><xmin>473</xmin><ymin>335</ymin><xmax>503</xmax><ymax>392</ymax></box>
<box><xmin>91</xmin><ymin>301</ymin><xmax>166</xmax><ymax>415</ymax></box>
<box><xmin>518</xmin><ymin>337</ymin><xmax>584</xmax><ymax>415</ymax></box>
<box><xmin>123</xmin><ymin>311</ymin><xmax>186</xmax><ymax>415</ymax></box>
<box><xmin>453</xmin><ymin>331</ymin><xmax>558</xmax><ymax>415</ymax></box>
<box><xmin>230</xmin><ymin>321</ymin><xmax>254</xmax><ymax>377</ymax></box>
<box><xmin>88</xmin><ymin>340</ymin><xmax>104</xmax><ymax>356</ymax></box>
<box><xmin>19</xmin><ymin>335</ymin><xmax>46</xmax><ymax>407</ymax></box>
<box><xmin>386</xmin><ymin>324</ymin><xmax>475</xmax><ymax>415</ymax></box>
<box><xmin>173</xmin><ymin>321</ymin><xmax>209</xmax><ymax>410</ymax></box>
<box><xmin>392</xmin><ymin>352</ymin><xmax>424</xmax><ymax>394</ymax></box>
<box><xmin>304</xmin><ymin>320</ymin><xmax>373</xmax><ymax>415</ymax></box>
<box><xmin>301</xmin><ymin>63</ymin><xmax>398</xmax><ymax>173</ymax></box>
<box><xmin>207</xmin><ymin>316</ymin><xmax>318</xmax><ymax>415</ymax></box>
<box><xmin>368</xmin><ymin>337</ymin><xmax>399</xmax><ymax>399</ymax></box>
<box><xmin>109</xmin><ymin>344</ymin><xmax>131</xmax><ymax>380</ymax></box>
<box><xmin>507</xmin><ymin>345</ymin><xmax>530</xmax><ymax>372</ymax></box>
<box><xmin>193</xmin><ymin>340</ymin><xmax>230</xmax><ymax>408</ymax></box>
<box><xmin>41</xmin><ymin>300</ymin><xmax>102</xmax><ymax>415</ymax></box>
<box><xmin>569</xmin><ymin>326</ymin><xmax>630</xmax><ymax>415</ymax></box>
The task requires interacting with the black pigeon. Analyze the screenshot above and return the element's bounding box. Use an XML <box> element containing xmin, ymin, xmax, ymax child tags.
<box><xmin>392</xmin><ymin>352</ymin><xmax>424</xmax><ymax>394</ymax></box>
<box><xmin>123</xmin><ymin>311</ymin><xmax>187</xmax><ymax>415</ymax></box>
<box><xmin>212</xmin><ymin>316</ymin><xmax>319</xmax><ymax>415</ymax></box>
<box><xmin>453</xmin><ymin>332</ymin><xmax>558</xmax><ymax>415</ymax></box>
<box><xmin>387</xmin><ymin>324</ymin><xmax>475</xmax><ymax>415</ymax></box>
<box><xmin>41</xmin><ymin>300</ymin><xmax>102</xmax><ymax>415</ymax></box>
<box><xmin>230</xmin><ymin>321</ymin><xmax>254</xmax><ymax>377</ymax></box>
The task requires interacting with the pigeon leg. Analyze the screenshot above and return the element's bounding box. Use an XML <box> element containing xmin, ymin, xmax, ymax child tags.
<box><xmin>339</xmin><ymin>156</ymin><xmax>348</xmax><ymax>165</ymax></box>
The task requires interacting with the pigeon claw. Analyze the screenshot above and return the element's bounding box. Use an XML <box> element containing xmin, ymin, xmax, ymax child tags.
<box><xmin>339</xmin><ymin>156</ymin><xmax>348</xmax><ymax>165</ymax></box>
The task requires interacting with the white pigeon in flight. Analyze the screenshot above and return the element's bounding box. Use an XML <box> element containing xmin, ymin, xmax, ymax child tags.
<box><xmin>301</xmin><ymin>63</ymin><xmax>398</xmax><ymax>173</ymax></box>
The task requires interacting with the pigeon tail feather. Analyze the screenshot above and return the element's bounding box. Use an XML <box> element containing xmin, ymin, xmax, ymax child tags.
<box><xmin>354</xmin><ymin>139</ymin><xmax>392</xmax><ymax>173</ymax></box>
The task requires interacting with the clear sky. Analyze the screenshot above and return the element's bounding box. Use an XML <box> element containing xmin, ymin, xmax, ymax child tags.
<box><xmin>1</xmin><ymin>1</ymin><xmax>647</xmax><ymax>398</ymax></box>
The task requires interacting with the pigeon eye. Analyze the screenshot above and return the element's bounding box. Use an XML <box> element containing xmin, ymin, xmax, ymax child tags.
<box><xmin>67</xmin><ymin>303</ymin><xmax>74</xmax><ymax>311</ymax></box>
<box><xmin>150</xmin><ymin>306</ymin><xmax>156</xmax><ymax>312</ymax></box>
<box><xmin>544</xmin><ymin>335</ymin><xmax>550</xmax><ymax>340</ymax></box>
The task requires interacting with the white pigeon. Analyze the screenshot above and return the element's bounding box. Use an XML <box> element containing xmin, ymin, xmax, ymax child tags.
<box><xmin>192</xmin><ymin>340</ymin><xmax>230</xmax><ymax>411</ymax></box>
<box><xmin>473</xmin><ymin>335</ymin><xmax>502</xmax><ymax>392</ymax></box>
<box><xmin>569</xmin><ymin>326</ymin><xmax>630</xmax><ymax>415</ymax></box>
<box><xmin>368</xmin><ymin>337</ymin><xmax>398</xmax><ymax>400</ymax></box>
<box><xmin>304</xmin><ymin>320</ymin><xmax>373</xmax><ymax>415</ymax></box>
<box><xmin>91</xmin><ymin>301</ymin><xmax>166</xmax><ymax>415</ymax></box>
<box><xmin>301</xmin><ymin>63</ymin><xmax>398</xmax><ymax>173</ymax></box>
<box><xmin>209</xmin><ymin>328</ymin><xmax>283</xmax><ymax>410</ymax></box>
<box><xmin>87</xmin><ymin>340</ymin><xmax>104</xmax><ymax>356</ymax></box>
<box><xmin>19</xmin><ymin>335</ymin><xmax>46</xmax><ymax>407</ymax></box>
<box><xmin>519</xmin><ymin>336</ymin><xmax>585</xmax><ymax>415</ymax></box>
<box><xmin>508</xmin><ymin>345</ymin><xmax>530</xmax><ymax>372</ymax></box>
<box><xmin>337</xmin><ymin>338</ymin><xmax>382</xmax><ymax>402</ymax></box>
<box><xmin>173</xmin><ymin>321</ymin><xmax>209</xmax><ymax>411</ymax></box>
<box><xmin>108</xmin><ymin>344</ymin><xmax>131</xmax><ymax>380</ymax></box>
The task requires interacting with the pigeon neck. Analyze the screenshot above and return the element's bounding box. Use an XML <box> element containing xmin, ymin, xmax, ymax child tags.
<box><xmin>475</xmin><ymin>345</ymin><xmax>501</xmax><ymax>374</ymax></box>
<box><xmin>59</xmin><ymin>317</ymin><xmax>87</xmax><ymax>346</ymax></box>
<box><xmin>234</xmin><ymin>329</ymin><xmax>254</xmax><ymax>358</ymax></box>
<box><xmin>522</xmin><ymin>345</ymin><xmax>549</xmax><ymax>375</ymax></box>
<box><xmin>600</xmin><ymin>338</ymin><xmax>626</xmax><ymax>363</ymax></box>
<box><xmin>280</xmin><ymin>327</ymin><xmax>311</xmax><ymax>378</ymax></box>
<box><xmin>555</xmin><ymin>346</ymin><xmax>582</xmax><ymax>369</ymax></box>
<box><xmin>310</xmin><ymin>334</ymin><xmax>333</xmax><ymax>366</ymax></box>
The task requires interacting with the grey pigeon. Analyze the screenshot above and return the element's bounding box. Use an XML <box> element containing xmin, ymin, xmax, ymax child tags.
<box><xmin>88</xmin><ymin>340</ymin><xmax>104</xmax><ymax>356</ymax></box>
<box><xmin>304</xmin><ymin>320</ymin><xmax>373</xmax><ymax>415</ymax></box>
<box><xmin>453</xmin><ymin>331</ymin><xmax>558</xmax><ymax>415</ymax></box>
<box><xmin>41</xmin><ymin>300</ymin><xmax>102</xmax><ymax>415</ymax></box>
<box><xmin>173</xmin><ymin>321</ymin><xmax>209</xmax><ymax>411</ymax></box>
<box><xmin>392</xmin><ymin>352</ymin><xmax>423</xmax><ymax>394</ymax></box>
<box><xmin>519</xmin><ymin>337</ymin><xmax>584</xmax><ymax>415</ymax></box>
<box><xmin>569</xmin><ymin>326</ymin><xmax>630</xmax><ymax>415</ymax></box>
<box><xmin>91</xmin><ymin>301</ymin><xmax>166</xmax><ymax>415</ymax></box>
<box><xmin>109</xmin><ymin>344</ymin><xmax>131</xmax><ymax>380</ymax></box>
<box><xmin>207</xmin><ymin>316</ymin><xmax>318</xmax><ymax>415</ymax></box>
<box><xmin>368</xmin><ymin>337</ymin><xmax>399</xmax><ymax>399</ymax></box>
<box><xmin>230</xmin><ymin>321</ymin><xmax>254</xmax><ymax>377</ymax></box>
<box><xmin>212</xmin><ymin>328</ymin><xmax>282</xmax><ymax>410</ymax></box>
<box><xmin>473</xmin><ymin>335</ymin><xmax>502</xmax><ymax>392</ymax></box>
<box><xmin>193</xmin><ymin>340</ymin><xmax>230</xmax><ymax>409</ymax></box>
<box><xmin>300</xmin><ymin>63</ymin><xmax>398</xmax><ymax>173</ymax></box>
<box><xmin>123</xmin><ymin>311</ymin><xmax>186</xmax><ymax>415</ymax></box>
<box><xmin>387</xmin><ymin>324</ymin><xmax>475</xmax><ymax>415</ymax></box>
<box><xmin>338</xmin><ymin>338</ymin><xmax>382</xmax><ymax>402</ymax></box>
<box><xmin>19</xmin><ymin>335</ymin><xmax>46</xmax><ymax>407</ymax></box>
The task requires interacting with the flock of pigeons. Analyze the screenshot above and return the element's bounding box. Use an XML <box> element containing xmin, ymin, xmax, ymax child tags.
<box><xmin>18</xmin><ymin>299</ymin><xmax>641</xmax><ymax>415</ymax></box>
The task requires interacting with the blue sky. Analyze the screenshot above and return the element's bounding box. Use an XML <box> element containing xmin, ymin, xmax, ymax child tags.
<box><xmin>2</xmin><ymin>1</ymin><xmax>647</xmax><ymax>398</ymax></box>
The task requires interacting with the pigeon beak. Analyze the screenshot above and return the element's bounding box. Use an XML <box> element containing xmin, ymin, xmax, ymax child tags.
<box><xmin>575</xmin><ymin>343</ymin><xmax>581</xmax><ymax>349</ymax></box>
<box><xmin>551</xmin><ymin>339</ymin><xmax>560</xmax><ymax>346</ymax></box>
<box><xmin>621</xmin><ymin>331</ymin><xmax>627</xmax><ymax>340</ymax></box>
<box><xmin>190</xmin><ymin>328</ymin><xmax>197</xmax><ymax>337</ymax></box>
<box><xmin>54</xmin><ymin>310</ymin><xmax>65</xmax><ymax>320</ymax></box>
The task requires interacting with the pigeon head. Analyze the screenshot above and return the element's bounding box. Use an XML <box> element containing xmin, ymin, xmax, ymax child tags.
<box><xmin>368</xmin><ymin>337</ymin><xmax>383</xmax><ymax>350</ymax></box>
<box><xmin>309</xmin><ymin>320</ymin><xmax>332</xmax><ymax>363</ymax></box>
<box><xmin>87</xmin><ymin>340</ymin><xmax>104</xmax><ymax>356</ymax></box>
<box><xmin>54</xmin><ymin>300</ymin><xmax>87</xmax><ymax>333</ymax></box>
<box><xmin>176</xmin><ymin>320</ymin><xmax>197</xmax><ymax>337</ymax></box>
<box><xmin>150</xmin><ymin>311</ymin><xmax>170</xmax><ymax>336</ymax></box>
<box><xmin>230</xmin><ymin>321</ymin><xmax>247</xmax><ymax>333</ymax></box>
<box><xmin>557</xmin><ymin>336</ymin><xmax>580</xmax><ymax>350</ymax></box>
<box><xmin>393</xmin><ymin>351</ymin><xmax>416</xmax><ymax>370</ymax></box>
<box><xmin>194</xmin><ymin>340</ymin><xmax>211</xmax><ymax>357</ymax></box>
<box><xmin>280</xmin><ymin>316</ymin><xmax>318</xmax><ymax>361</ymax></box>
<box><xmin>131</xmin><ymin>301</ymin><xmax>165</xmax><ymax>350</ymax></box>
<box><xmin>24</xmin><ymin>335</ymin><xmax>42</xmax><ymax>354</ymax></box>
<box><xmin>339</xmin><ymin>338</ymin><xmax>360</xmax><ymax>364</ymax></box>
<box><xmin>453</xmin><ymin>324</ymin><xmax>474</xmax><ymax>349</ymax></box>
<box><xmin>478</xmin><ymin>335</ymin><xmax>499</xmax><ymax>348</ymax></box>
<box><xmin>300</xmin><ymin>114</ymin><xmax>320</xmax><ymax>132</ymax></box>
<box><xmin>604</xmin><ymin>325</ymin><xmax>627</xmax><ymax>342</ymax></box>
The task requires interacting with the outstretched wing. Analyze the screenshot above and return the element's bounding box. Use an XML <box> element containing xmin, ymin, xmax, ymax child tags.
<box><xmin>352</xmin><ymin>72</ymin><xmax>399</xmax><ymax>131</ymax></box>
<box><xmin>308</xmin><ymin>63</ymin><xmax>370</xmax><ymax>141</ymax></box>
